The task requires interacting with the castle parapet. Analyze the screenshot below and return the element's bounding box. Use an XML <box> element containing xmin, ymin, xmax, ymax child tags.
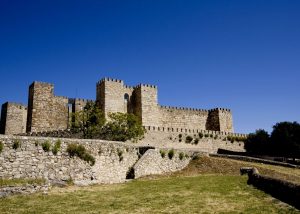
<box><xmin>159</xmin><ymin>105</ymin><xmax>209</xmax><ymax>112</ymax></box>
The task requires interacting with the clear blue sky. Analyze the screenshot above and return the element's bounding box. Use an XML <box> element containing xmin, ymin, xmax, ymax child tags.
<box><xmin>0</xmin><ymin>0</ymin><xmax>299</xmax><ymax>134</ymax></box>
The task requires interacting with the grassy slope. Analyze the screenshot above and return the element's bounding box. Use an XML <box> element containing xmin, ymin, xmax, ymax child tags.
<box><xmin>174</xmin><ymin>156</ymin><xmax>300</xmax><ymax>184</ymax></box>
<box><xmin>0</xmin><ymin>157</ymin><xmax>299</xmax><ymax>214</ymax></box>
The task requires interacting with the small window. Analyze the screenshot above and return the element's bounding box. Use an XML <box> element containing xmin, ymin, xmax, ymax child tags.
<box><xmin>124</xmin><ymin>93</ymin><xmax>129</xmax><ymax>101</ymax></box>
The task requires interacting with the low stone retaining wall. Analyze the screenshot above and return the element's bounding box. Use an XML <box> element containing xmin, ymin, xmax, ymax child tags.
<box><xmin>211</xmin><ymin>154</ymin><xmax>300</xmax><ymax>169</ymax></box>
<box><xmin>0</xmin><ymin>135</ymin><xmax>193</xmax><ymax>186</ymax></box>
<box><xmin>133</xmin><ymin>149</ymin><xmax>191</xmax><ymax>179</ymax></box>
<box><xmin>0</xmin><ymin>184</ymin><xmax>50</xmax><ymax>198</ymax></box>
<box><xmin>241</xmin><ymin>167</ymin><xmax>300</xmax><ymax>210</ymax></box>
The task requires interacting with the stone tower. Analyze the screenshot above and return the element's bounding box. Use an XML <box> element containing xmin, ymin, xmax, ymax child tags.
<box><xmin>26</xmin><ymin>82</ymin><xmax>69</xmax><ymax>133</ymax></box>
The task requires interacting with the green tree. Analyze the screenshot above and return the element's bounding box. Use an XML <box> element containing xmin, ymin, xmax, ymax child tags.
<box><xmin>270</xmin><ymin>121</ymin><xmax>300</xmax><ymax>158</ymax></box>
<box><xmin>100</xmin><ymin>112</ymin><xmax>145</xmax><ymax>142</ymax></box>
<box><xmin>70</xmin><ymin>102</ymin><xmax>105</xmax><ymax>139</ymax></box>
<box><xmin>244</xmin><ymin>129</ymin><xmax>270</xmax><ymax>154</ymax></box>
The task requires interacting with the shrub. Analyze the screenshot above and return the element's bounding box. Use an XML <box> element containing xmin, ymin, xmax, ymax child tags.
<box><xmin>117</xmin><ymin>148</ymin><xmax>123</xmax><ymax>162</ymax></box>
<box><xmin>67</xmin><ymin>143</ymin><xmax>95</xmax><ymax>166</ymax></box>
<box><xmin>13</xmin><ymin>140</ymin><xmax>21</xmax><ymax>150</ymax></box>
<box><xmin>198</xmin><ymin>133</ymin><xmax>204</xmax><ymax>139</ymax></box>
<box><xmin>214</xmin><ymin>135</ymin><xmax>218</xmax><ymax>140</ymax></box>
<box><xmin>42</xmin><ymin>141</ymin><xmax>51</xmax><ymax>152</ymax></box>
<box><xmin>179</xmin><ymin>152</ymin><xmax>185</xmax><ymax>160</ymax></box>
<box><xmin>168</xmin><ymin>149</ymin><xmax>175</xmax><ymax>159</ymax></box>
<box><xmin>204</xmin><ymin>134</ymin><xmax>209</xmax><ymax>138</ymax></box>
<box><xmin>194</xmin><ymin>138</ymin><xmax>199</xmax><ymax>145</ymax></box>
<box><xmin>209</xmin><ymin>134</ymin><xmax>213</xmax><ymax>138</ymax></box>
<box><xmin>160</xmin><ymin>150</ymin><xmax>166</xmax><ymax>158</ymax></box>
<box><xmin>34</xmin><ymin>141</ymin><xmax>39</xmax><ymax>147</ymax></box>
<box><xmin>178</xmin><ymin>134</ymin><xmax>182</xmax><ymax>138</ymax></box>
<box><xmin>179</xmin><ymin>139</ymin><xmax>182</xmax><ymax>142</ymax></box>
<box><xmin>0</xmin><ymin>141</ymin><xmax>3</xmax><ymax>153</ymax></box>
<box><xmin>66</xmin><ymin>177</ymin><xmax>74</xmax><ymax>186</ymax></box>
<box><xmin>185</xmin><ymin>136</ymin><xmax>193</xmax><ymax>143</ymax></box>
<box><xmin>52</xmin><ymin>140</ymin><xmax>61</xmax><ymax>155</ymax></box>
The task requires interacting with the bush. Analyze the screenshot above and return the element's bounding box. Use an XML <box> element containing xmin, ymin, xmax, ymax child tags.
<box><xmin>168</xmin><ymin>149</ymin><xmax>175</xmax><ymax>159</ymax></box>
<box><xmin>198</xmin><ymin>133</ymin><xmax>204</xmax><ymax>139</ymax></box>
<box><xmin>67</xmin><ymin>143</ymin><xmax>95</xmax><ymax>166</ymax></box>
<box><xmin>52</xmin><ymin>140</ymin><xmax>61</xmax><ymax>155</ymax></box>
<box><xmin>13</xmin><ymin>140</ymin><xmax>21</xmax><ymax>150</ymax></box>
<box><xmin>179</xmin><ymin>152</ymin><xmax>185</xmax><ymax>160</ymax></box>
<box><xmin>160</xmin><ymin>150</ymin><xmax>166</xmax><ymax>158</ymax></box>
<box><xmin>0</xmin><ymin>141</ymin><xmax>3</xmax><ymax>153</ymax></box>
<box><xmin>204</xmin><ymin>134</ymin><xmax>209</xmax><ymax>138</ymax></box>
<box><xmin>209</xmin><ymin>134</ymin><xmax>213</xmax><ymax>138</ymax></box>
<box><xmin>34</xmin><ymin>141</ymin><xmax>39</xmax><ymax>147</ymax></box>
<box><xmin>178</xmin><ymin>134</ymin><xmax>182</xmax><ymax>138</ymax></box>
<box><xmin>117</xmin><ymin>148</ymin><xmax>123</xmax><ymax>162</ymax></box>
<box><xmin>185</xmin><ymin>136</ymin><xmax>193</xmax><ymax>143</ymax></box>
<box><xmin>42</xmin><ymin>141</ymin><xmax>51</xmax><ymax>152</ymax></box>
<box><xmin>194</xmin><ymin>138</ymin><xmax>199</xmax><ymax>145</ymax></box>
<box><xmin>214</xmin><ymin>135</ymin><xmax>218</xmax><ymax>140</ymax></box>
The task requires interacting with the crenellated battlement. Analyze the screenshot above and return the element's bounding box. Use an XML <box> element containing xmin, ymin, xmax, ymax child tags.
<box><xmin>143</xmin><ymin>125</ymin><xmax>247</xmax><ymax>137</ymax></box>
<box><xmin>159</xmin><ymin>105</ymin><xmax>209</xmax><ymax>112</ymax></box>
<box><xmin>30</xmin><ymin>81</ymin><xmax>54</xmax><ymax>87</ymax></box>
<box><xmin>68</xmin><ymin>98</ymin><xmax>94</xmax><ymax>103</ymax></box>
<box><xmin>97</xmin><ymin>77</ymin><xmax>124</xmax><ymax>85</ymax></box>
<box><xmin>134</xmin><ymin>83</ymin><xmax>157</xmax><ymax>89</ymax></box>
<box><xmin>3</xmin><ymin>102</ymin><xmax>27</xmax><ymax>110</ymax></box>
<box><xmin>208</xmin><ymin>108</ymin><xmax>231</xmax><ymax>112</ymax></box>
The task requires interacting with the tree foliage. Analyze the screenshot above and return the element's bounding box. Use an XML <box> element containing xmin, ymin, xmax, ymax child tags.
<box><xmin>70</xmin><ymin>102</ymin><xmax>106</xmax><ymax>139</ymax></box>
<box><xmin>100</xmin><ymin>112</ymin><xmax>145</xmax><ymax>142</ymax></box>
<box><xmin>70</xmin><ymin>103</ymin><xmax>145</xmax><ymax>142</ymax></box>
<box><xmin>244</xmin><ymin>129</ymin><xmax>270</xmax><ymax>154</ymax></box>
<box><xmin>244</xmin><ymin>121</ymin><xmax>300</xmax><ymax>158</ymax></box>
<box><xmin>270</xmin><ymin>121</ymin><xmax>300</xmax><ymax>158</ymax></box>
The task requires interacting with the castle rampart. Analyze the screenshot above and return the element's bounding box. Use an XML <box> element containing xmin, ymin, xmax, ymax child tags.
<box><xmin>1</xmin><ymin>77</ymin><xmax>236</xmax><ymax>135</ymax></box>
<box><xmin>26</xmin><ymin>82</ymin><xmax>69</xmax><ymax>133</ymax></box>
<box><xmin>0</xmin><ymin>102</ymin><xmax>27</xmax><ymax>135</ymax></box>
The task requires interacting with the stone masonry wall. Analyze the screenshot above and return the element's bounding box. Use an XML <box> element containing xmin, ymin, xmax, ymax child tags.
<box><xmin>0</xmin><ymin>103</ymin><xmax>27</xmax><ymax>135</ymax></box>
<box><xmin>0</xmin><ymin>135</ymin><xmax>192</xmax><ymax>184</ymax></box>
<box><xmin>134</xmin><ymin>149</ymin><xmax>191</xmax><ymax>179</ymax></box>
<box><xmin>27</xmin><ymin>82</ymin><xmax>69</xmax><ymax>133</ymax></box>
<box><xmin>159</xmin><ymin>106</ymin><xmax>209</xmax><ymax>130</ymax></box>
<box><xmin>141</xmin><ymin>128</ymin><xmax>246</xmax><ymax>153</ymax></box>
<box><xmin>96</xmin><ymin>78</ymin><xmax>134</xmax><ymax>116</ymax></box>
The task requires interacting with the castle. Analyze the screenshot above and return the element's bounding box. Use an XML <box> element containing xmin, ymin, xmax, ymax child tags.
<box><xmin>0</xmin><ymin>77</ymin><xmax>234</xmax><ymax>135</ymax></box>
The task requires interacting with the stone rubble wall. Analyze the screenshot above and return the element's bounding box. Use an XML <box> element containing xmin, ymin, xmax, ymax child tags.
<box><xmin>0</xmin><ymin>103</ymin><xmax>27</xmax><ymax>135</ymax></box>
<box><xmin>0</xmin><ymin>135</ymin><xmax>192</xmax><ymax>185</ymax></box>
<box><xmin>27</xmin><ymin>82</ymin><xmax>69</xmax><ymax>133</ymax></box>
<box><xmin>159</xmin><ymin>106</ymin><xmax>209</xmax><ymax>130</ymax></box>
<box><xmin>140</xmin><ymin>129</ymin><xmax>246</xmax><ymax>153</ymax></box>
<box><xmin>0</xmin><ymin>184</ymin><xmax>50</xmax><ymax>198</ymax></box>
<box><xmin>134</xmin><ymin>149</ymin><xmax>191</xmax><ymax>179</ymax></box>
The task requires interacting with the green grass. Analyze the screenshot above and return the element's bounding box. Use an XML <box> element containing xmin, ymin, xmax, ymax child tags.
<box><xmin>0</xmin><ymin>178</ymin><xmax>46</xmax><ymax>187</ymax></box>
<box><xmin>0</xmin><ymin>175</ymin><xmax>298</xmax><ymax>214</ymax></box>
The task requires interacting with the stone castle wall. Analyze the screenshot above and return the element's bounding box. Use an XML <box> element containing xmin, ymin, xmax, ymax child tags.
<box><xmin>1</xmin><ymin>77</ymin><xmax>236</xmax><ymax>136</ymax></box>
<box><xmin>159</xmin><ymin>106</ymin><xmax>209</xmax><ymax>130</ymax></box>
<box><xmin>26</xmin><ymin>82</ymin><xmax>69</xmax><ymax>133</ymax></box>
<box><xmin>95</xmin><ymin>78</ymin><xmax>234</xmax><ymax>132</ymax></box>
<box><xmin>141</xmin><ymin>126</ymin><xmax>246</xmax><ymax>153</ymax></box>
<box><xmin>0</xmin><ymin>103</ymin><xmax>27</xmax><ymax>135</ymax></box>
<box><xmin>0</xmin><ymin>135</ymin><xmax>192</xmax><ymax>184</ymax></box>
